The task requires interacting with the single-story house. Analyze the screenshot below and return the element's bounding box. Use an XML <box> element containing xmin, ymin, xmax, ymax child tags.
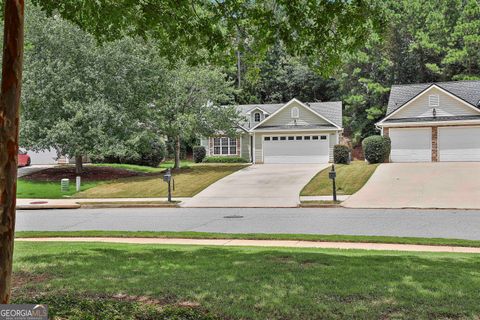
<box><xmin>201</xmin><ymin>98</ymin><xmax>343</xmax><ymax>164</ymax></box>
<box><xmin>377</xmin><ymin>80</ymin><xmax>480</xmax><ymax>162</ymax></box>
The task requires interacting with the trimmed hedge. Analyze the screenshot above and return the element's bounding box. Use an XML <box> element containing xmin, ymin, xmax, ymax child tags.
<box><xmin>333</xmin><ymin>144</ymin><xmax>350</xmax><ymax>164</ymax></box>
<box><xmin>362</xmin><ymin>135</ymin><xmax>391</xmax><ymax>163</ymax></box>
<box><xmin>203</xmin><ymin>156</ymin><xmax>249</xmax><ymax>163</ymax></box>
<box><xmin>193</xmin><ymin>146</ymin><xmax>206</xmax><ymax>163</ymax></box>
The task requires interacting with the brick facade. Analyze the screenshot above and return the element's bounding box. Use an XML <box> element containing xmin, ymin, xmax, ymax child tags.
<box><xmin>431</xmin><ymin>126</ymin><xmax>438</xmax><ymax>162</ymax></box>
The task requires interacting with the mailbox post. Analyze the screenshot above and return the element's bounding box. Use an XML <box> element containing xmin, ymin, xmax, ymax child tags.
<box><xmin>163</xmin><ymin>168</ymin><xmax>172</xmax><ymax>202</ymax></box>
<box><xmin>329</xmin><ymin>164</ymin><xmax>337</xmax><ymax>202</ymax></box>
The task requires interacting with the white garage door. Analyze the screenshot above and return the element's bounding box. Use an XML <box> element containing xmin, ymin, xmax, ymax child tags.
<box><xmin>390</xmin><ymin>128</ymin><xmax>431</xmax><ymax>162</ymax></box>
<box><xmin>438</xmin><ymin>127</ymin><xmax>480</xmax><ymax>162</ymax></box>
<box><xmin>263</xmin><ymin>134</ymin><xmax>329</xmax><ymax>164</ymax></box>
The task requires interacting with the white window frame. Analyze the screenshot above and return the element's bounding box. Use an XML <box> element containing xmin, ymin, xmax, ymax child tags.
<box><xmin>429</xmin><ymin>94</ymin><xmax>439</xmax><ymax>107</ymax></box>
<box><xmin>291</xmin><ymin>107</ymin><xmax>300</xmax><ymax>119</ymax></box>
<box><xmin>213</xmin><ymin>137</ymin><xmax>237</xmax><ymax>155</ymax></box>
<box><xmin>254</xmin><ymin>112</ymin><xmax>261</xmax><ymax>122</ymax></box>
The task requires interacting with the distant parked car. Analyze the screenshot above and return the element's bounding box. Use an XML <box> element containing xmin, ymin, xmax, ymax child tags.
<box><xmin>18</xmin><ymin>150</ymin><xmax>31</xmax><ymax>167</ymax></box>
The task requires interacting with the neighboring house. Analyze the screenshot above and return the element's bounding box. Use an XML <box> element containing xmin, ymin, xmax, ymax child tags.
<box><xmin>376</xmin><ymin>80</ymin><xmax>480</xmax><ymax>162</ymax></box>
<box><xmin>201</xmin><ymin>98</ymin><xmax>343</xmax><ymax>164</ymax></box>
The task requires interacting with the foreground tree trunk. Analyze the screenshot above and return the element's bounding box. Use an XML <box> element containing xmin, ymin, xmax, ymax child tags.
<box><xmin>75</xmin><ymin>155</ymin><xmax>83</xmax><ymax>175</ymax></box>
<box><xmin>0</xmin><ymin>0</ymin><xmax>24</xmax><ymax>304</ymax></box>
<box><xmin>174</xmin><ymin>136</ymin><xmax>181</xmax><ymax>169</ymax></box>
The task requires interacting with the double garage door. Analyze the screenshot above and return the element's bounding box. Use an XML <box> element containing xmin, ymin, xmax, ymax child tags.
<box><xmin>390</xmin><ymin>127</ymin><xmax>480</xmax><ymax>162</ymax></box>
<box><xmin>263</xmin><ymin>134</ymin><xmax>329</xmax><ymax>163</ymax></box>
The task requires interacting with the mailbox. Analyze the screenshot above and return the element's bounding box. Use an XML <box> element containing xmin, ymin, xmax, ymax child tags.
<box><xmin>329</xmin><ymin>171</ymin><xmax>336</xmax><ymax>180</ymax></box>
<box><xmin>163</xmin><ymin>169</ymin><xmax>172</xmax><ymax>182</ymax></box>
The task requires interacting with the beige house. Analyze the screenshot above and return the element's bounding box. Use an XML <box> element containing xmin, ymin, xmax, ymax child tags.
<box><xmin>201</xmin><ymin>98</ymin><xmax>343</xmax><ymax>164</ymax></box>
<box><xmin>377</xmin><ymin>80</ymin><xmax>480</xmax><ymax>162</ymax></box>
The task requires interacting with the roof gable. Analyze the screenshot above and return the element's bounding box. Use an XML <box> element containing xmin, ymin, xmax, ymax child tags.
<box><xmin>250</xmin><ymin>98</ymin><xmax>341</xmax><ymax>130</ymax></box>
<box><xmin>386</xmin><ymin>80</ymin><xmax>480</xmax><ymax>116</ymax></box>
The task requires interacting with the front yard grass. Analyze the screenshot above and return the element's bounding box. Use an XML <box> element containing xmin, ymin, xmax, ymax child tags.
<box><xmin>15</xmin><ymin>230</ymin><xmax>480</xmax><ymax>248</ymax></box>
<box><xmin>74</xmin><ymin>164</ymin><xmax>247</xmax><ymax>198</ymax></box>
<box><xmin>301</xmin><ymin>160</ymin><xmax>379</xmax><ymax>196</ymax></box>
<box><xmin>16</xmin><ymin>180</ymin><xmax>100</xmax><ymax>199</ymax></box>
<box><xmin>13</xmin><ymin>241</ymin><xmax>480</xmax><ymax>319</ymax></box>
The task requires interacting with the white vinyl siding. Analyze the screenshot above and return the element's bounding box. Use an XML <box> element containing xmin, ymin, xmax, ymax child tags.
<box><xmin>438</xmin><ymin>127</ymin><xmax>480</xmax><ymax>162</ymax></box>
<box><xmin>240</xmin><ymin>134</ymin><xmax>251</xmax><ymax>160</ymax></box>
<box><xmin>390</xmin><ymin>128</ymin><xmax>432</xmax><ymax>162</ymax></box>
<box><xmin>391</xmin><ymin>87</ymin><xmax>479</xmax><ymax>119</ymax></box>
<box><xmin>257</xmin><ymin>101</ymin><xmax>329</xmax><ymax>127</ymax></box>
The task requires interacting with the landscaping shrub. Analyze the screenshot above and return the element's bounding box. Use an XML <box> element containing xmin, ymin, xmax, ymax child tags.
<box><xmin>333</xmin><ymin>144</ymin><xmax>350</xmax><ymax>164</ymax></box>
<box><xmin>203</xmin><ymin>156</ymin><xmax>248</xmax><ymax>163</ymax></box>
<box><xmin>96</xmin><ymin>140</ymin><xmax>166</xmax><ymax>168</ymax></box>
<box><xmin>362</xmin><ymin>135</ymin><xmax>390</xmax><ymax>163</ymax></box>
<box><xmin>193</xmin><ymin>146</ymin><xmax>207</xmax><ymax>163</ymax></box>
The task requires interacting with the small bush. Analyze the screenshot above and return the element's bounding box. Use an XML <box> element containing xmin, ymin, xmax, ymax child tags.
<box><xmin>193</xmin><ymin>146</ymin><xmax>207</xmax><ymax>163</ymax></box>
<box><xmin>334</xmin><ymin>144</ymin><xmax>350</xmax><ymax>164</ymax></box>
<box><xmin>362</xmin><ymin>135</ymin><xmax>390</xmax><ymax>163</ymax></box>
<box><xmin>94</xmin><ymin>140</ymin><xmax>166</xmax><ymax>168</ymax></box>
<box><xmin>203</xmin><ymin>156</ymin><xmax>248</xmax><ymax>163</ymax></box>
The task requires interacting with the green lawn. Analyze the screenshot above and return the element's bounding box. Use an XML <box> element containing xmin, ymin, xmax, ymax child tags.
<box><xmin>301</xmin><ymin>161</ymin><xmax>379</xmax><ymax>196</ymax></box>
<box><xmin>91</xmin><ymin>160</ymin><xmax>193</xmax><ymax>172</ymax></box>
<box><xmin>12</xmin><ymin>241</ymin><xmax>480</xmax><ymax>319</ymax></box>
<box><xmin>15</xmin><ymin>230</ymin><xmax>480</xmax><ymax>248</ymax></box>
<box><xmin>16</xmin><ymin>180</ymin><xmax>100</xmax><ymax>199</ymax></box>
<box><xmin>75</xmin><ymin>165</ymin><xmax>247</xmax><ymax>198</ymax></box>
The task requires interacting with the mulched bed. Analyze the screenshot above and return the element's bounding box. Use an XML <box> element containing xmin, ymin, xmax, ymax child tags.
<box><xmin>21</xmin><ymin>166</ymin><xmax>161</xmax><ymax>182</ymax></box>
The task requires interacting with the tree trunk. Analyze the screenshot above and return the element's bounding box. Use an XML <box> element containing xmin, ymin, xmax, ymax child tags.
<box><xmin>75</xmin><ymin>155</ymin><xmax>83</xmax><ymax>175</ymax></box>
<box><xmin>174</xmin><ymin>136</ymin><xmax>181</xmax><ymax>169</ymax></box>
<box><xmin>0</xmin><ymin>0</ymin><xmax>24</xmax><ymax>304</ymax></box>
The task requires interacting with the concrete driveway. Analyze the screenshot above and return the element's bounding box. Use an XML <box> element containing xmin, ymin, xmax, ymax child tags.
<box><xmin>18</xmin><ymin>164</ymin><xmax>55</xmax><ymax>178</ymax></box>
<box><xmin>182</xmin><ymin>164</ymin><xmax>328</xmax><ymax>208</ymax></box>
<box><xmin>343</xmin><ymin>162</ymin><xmax>480</xmax><ymax>209</ymax></box>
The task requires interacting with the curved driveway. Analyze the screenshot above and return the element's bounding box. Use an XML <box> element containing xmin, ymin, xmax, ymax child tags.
<box><xmin>182</xmin><ymin>164</ymin><xmax>328</xmax><ymax>207</ymax></box>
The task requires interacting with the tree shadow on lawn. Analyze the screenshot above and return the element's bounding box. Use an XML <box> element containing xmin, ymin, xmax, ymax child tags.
<box><xmin>14</xmin><ymin>243</ymin><xmax>480</xmax><ymax>319</ymax></box>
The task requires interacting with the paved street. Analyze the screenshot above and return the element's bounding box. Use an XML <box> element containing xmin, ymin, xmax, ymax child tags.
<box><xmin>16</xmin><ymin>207</ymin><xmax>480</xmax><ymax>240</ymax></box>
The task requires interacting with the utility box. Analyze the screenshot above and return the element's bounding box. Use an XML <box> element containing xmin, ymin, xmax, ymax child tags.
<box><xmin>61</xmin><ymin>178</ymin><xmax>70</xmax><ymax>193</ymax></box>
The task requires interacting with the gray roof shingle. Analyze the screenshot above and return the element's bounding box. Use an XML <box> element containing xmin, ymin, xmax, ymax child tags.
<box><xmin>234</xmin><ymin>100</ymin><xmax>343</xmax><ymax>129</ymax></box>
<box><xmin>386</xmin><ymin>80</ymin><xmax>480</xmax><ymax>116</ymax></box>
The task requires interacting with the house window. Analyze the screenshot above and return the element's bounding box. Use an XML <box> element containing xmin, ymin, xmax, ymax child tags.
<box><xmin>280</xmin><ymin>136</ymin><xmax>286</xmax><ymax>141</ymax></box>
<box><xmin>296</xmin><ymin>136</ymin><xmax>302</xmax><ymax>140</ymax></box>
<box><xmin>304</xmin><ymin>136</ymin><xmax>311</xmax><ymax>140</ymax></box>
<box><xmin>312</xmin><ymin>136</ymin><xmax>319</xmax><ymax>140</ymax></box>
<box><xmin>291</xmin><ymin>107</ymin><xmax>299</xmax><ymax>119</ymax></box>
<box><xmin>213</xmin><ymin>137</ymin><xmax>237</xmax><ymax>155</ymax></box>
<box><xmin>254</xmin><ymin>112</ymin><xmax>261</xmax><ymax>122</ymax></box>
<box><xmin>288</xmin><ymin>136</ymin><xmax>294</xmax><ymax>140</ymax></box>
<box><xmin>320</xmin><ymin>135</ymin><xmax>327</xmax><ymax>140</ymax></box>
<box><xmin>429</xmin><ymin>94</ymin><xmax>439</xmax><ymax>107</ymax></box>
<box><xmin>272</xmin><ymin>136</ymin><xmax>279</xmax><ymax>141</ymax></box>
<box><xmin>264</xmin><ymin>137</ymin><xmax>271</xmax><ymax>141</ymax></box>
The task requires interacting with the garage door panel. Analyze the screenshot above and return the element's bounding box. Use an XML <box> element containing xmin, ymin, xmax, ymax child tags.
<box><xmin>390</xmin><ymin>128</ymin><xmax>431</xmax><ymax>162</ymax></box>
<box><xmin>263</xmin><ymin>135</ymin><xmax>329</xmax><ymax>164</ymax></box>
<box><xmin>439</xmin><ymin>127</ymin><xmax>480</xmax><ymax>162</ymax></box>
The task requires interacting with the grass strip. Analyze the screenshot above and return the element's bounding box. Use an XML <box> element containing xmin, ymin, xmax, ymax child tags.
<box><xmin>15</xmin><ymin>230</ymin><xmax>480</xmax><ymax>248</ymax></box>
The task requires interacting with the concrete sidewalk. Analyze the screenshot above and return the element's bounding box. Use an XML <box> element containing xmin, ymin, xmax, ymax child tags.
<box><xmin>17</xmin><ymin>237</ymin><xmax>480</xmax><ymax>254</ymax></box>
<box><xmin>16</xmin><ymin>197</ymin><xmax>190</xmax><ymax>209</ymax></box>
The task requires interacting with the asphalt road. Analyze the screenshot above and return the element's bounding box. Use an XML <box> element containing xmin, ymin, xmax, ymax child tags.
<box><xmin>16</xmin><ymin>207</ymin><xmax>480</xmax><ymax>240</ymax></box>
